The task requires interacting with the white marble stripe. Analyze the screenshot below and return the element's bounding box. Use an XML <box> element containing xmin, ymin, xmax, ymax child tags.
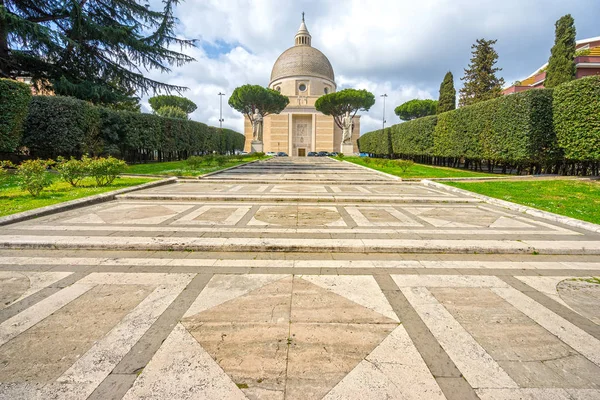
<box><xmin>514</xmin><ymin>276</ymin><xmax>574</xmax><ymax>310</ymax></box>
<box><xmin>392</xmin><ymin>275</ymin><xmax>508</xmax><ymax>288</ymax></box>
<box><xmin>4</xmin><ymin>225</ymin><xmax>578</xmax><ymax>235</ymax></box>
<box><xmin>0</xmin><ymin>283</ymin><xmax>94</xmax><ymax>347</ymax></box>
<box><xmin>2</xmin><ymin>257</ymin><xmax>600</xmax><ymax>270</ymax></box>
<box><xmin>77</xmin><ymin>272</ymin><xmax>194</xmax><ymax>286</ymax></box>
<box><xmin>171</xmin><ymin>205</ymin><xmax>252</xmax><ymax>226</ymax></box>
<box><xmin>476</xmin><ymin>388</ymin><xmax>573</xmax><ymax>400</ymax></box>
<box><xmin>45</xmin><ymin>279</ymin><xmax>192</xmax><ymax>399</ymax></box>
<box><xmin>491</xmin><ymin>286</ymin><xmax>600</xmax><ymax>367</ymax></box>
<box><xmin>401</xmin><ymin>287</ymin><xmax>518</xmax><ymax>389</ymax></box>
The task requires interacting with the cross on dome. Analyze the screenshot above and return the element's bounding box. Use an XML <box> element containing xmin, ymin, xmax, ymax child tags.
<box><xmin>295</xmin><ymin>13</ymin><xmax>311</xmax><ymax>46</ymax></box>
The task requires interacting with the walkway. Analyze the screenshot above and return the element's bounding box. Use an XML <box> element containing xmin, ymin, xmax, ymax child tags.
<box><xmin>0</xmin><ymin>157</ymin><xmax>599</xmax><ymax>400</ymax></box>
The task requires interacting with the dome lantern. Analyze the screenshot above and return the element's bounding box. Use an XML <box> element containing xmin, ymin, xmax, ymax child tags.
<box><xmin>294</xmin><ymin>12</ymin><xmax>311</xmax><ymax>46</ymax></box>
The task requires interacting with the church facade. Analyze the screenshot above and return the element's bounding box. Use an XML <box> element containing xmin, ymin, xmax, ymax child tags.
<box><xmin>244</xmin><ymin>17</ymin><xmax>360</xmax><ymax>155</ymax></box>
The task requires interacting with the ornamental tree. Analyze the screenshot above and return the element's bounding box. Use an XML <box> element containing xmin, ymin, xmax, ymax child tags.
<box><xmin>459</xmin><ymin>39</ymin><xmax>505</xmax><ymax>107</ymax></box>
<box><xmin>315</xmin><ymin>88</ymin><xmax>375</xmax><ymax>130</ymax></box>
<box><xmin>0</xmin><ymin>0</ymin><xmax>195</xmax><ymax>107</ymax></box>
<box><xmin>394</xmin><ymin>99</ymin><xmax>437</xmax><ymax>121</ymax></box>
<box><xmin>545</xmin><ymin>14</ymin><xmax>576</xmax><ymax>88</ymax></box>
<box><xmin>155</xmin><ymin>105</ymin><xmax>188</xmax><ymax>120</ymax></box>
<box><xmin>228</xmin><ymin>84</ymin><xmax>289</xmax><ymax>123</ymax></box>
<box><xmin>149</xmin><ymin>95</ymin><xmax>198</xmax><ymax>115</ymax></box>
<box><xmin>437</xmin><ymin>72</ymin><xmax>456</xmax><ymax>113</ymax></box>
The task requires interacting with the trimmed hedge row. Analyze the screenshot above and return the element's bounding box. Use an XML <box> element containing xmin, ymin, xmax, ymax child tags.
<box><xmin>554</xmin><ymin>76</ymin><xmax>600</xmax><ymax>161</ymax></box>
<box><xmin>19</xmin><ymin>95</ymin><xmax>244</xmax><ymax>162</ymax></box>
<box><xmin>0</xmin><ymin>79</ymin><xmax>32</xmax><ymax>153</ymax></box>
<box><xmin>360</xmin><ymin>77</ymin><xmax>600</xmax><ymax>174</ymax></box>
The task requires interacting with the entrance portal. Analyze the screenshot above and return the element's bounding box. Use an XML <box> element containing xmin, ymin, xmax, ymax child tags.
<box><xmin>298</xmin><ymin>148</ymin><xmax>306</xmax><ymax>157</ymax></box>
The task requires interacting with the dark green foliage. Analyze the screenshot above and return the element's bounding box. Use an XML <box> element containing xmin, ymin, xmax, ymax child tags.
<box><xmin>21</xmin><ymin>95</ymin><xmax>244</xmax><ymax>161</ymax></box>
<box><xmin>357</xmin><ymin>128</ymin><xmax>392</xmax><ymax>155</ymax></box>
<box><xmin>1</xmin><ymin>0</ymin><xmax>194</xmax><ymax>107</ymax></box>
<box><xmin>554</xmin><ymin>76</ymin><xmax>600</xmax><ymax>161</ymax></box>
<box><xmin>22</xmin><ymin>96</ymin><xmax>101</xmax><ymax>158</ymax></box>
<box><xmin>545</xmin><ymin>15</ymin><xmax>576</xmax><ymax>88</ymax></box>
<box><xmin>362</xmin><ymin>89</ymin><xmax>558</xmax><ymax>167</ymax></box>
<box><xmin>149</xmin><ymin>95</ymin><xmax>197</xmax><ymax>114</ymax></box>
<box><xmin>315</xmin><ymin>88</ymin><xmax>376</xmax><ymax>129</ymax></box>
<box><xmin>459</xmin><ymin>39</ymin><xmax>505</xmax><ymax>107</ymax></box>
<box><xmin>391</xmin><ymin>115</ymin><xmax>437</xmax><ymax>156</ymax></box>
<box><xmin>394</xmin><ymin>99</ymin><xmax>437</xmax><ymax>121</ymax></box>
<box><xmin>437</xmin><ymin>72</ymin><xmax>456</xmax><ymax>113</ymax></box>
<box><xmin>0</xmin><ymin>78</ymin><xmax>31</xmax><ymax>152</ymax></box>
<box><xmin>228</xmin><ymin>85</ymin><xmax>290</xmax><ymax>123</ymax></box>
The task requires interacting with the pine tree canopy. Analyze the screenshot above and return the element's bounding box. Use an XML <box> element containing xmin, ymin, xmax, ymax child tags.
<box><xmin>459</xmin><ymin>38</ymin><xmax>505</xmax><ymax>107</ymax></box>
<box><xmin>394</xmin><ymin>99</ymin><xmax>437</xmax><ymax>121</ymax></box>
<box><xmin>149</xmin><ymin>95</ymin><xmax>197</xmax><ymax>114</ymax></box>
<box><xmin>437</xmin><ymin>71</ymin><xmax>456</xmax><ymax>113</ymax></box>
<box><xmin>0</xmin><ymin>0</ymin><xmax>195</xmax><ymax>106</ymax></box>
<box><xmin>544</xmin><ymin>14</ymin><xmax>576</xmax><ymax>88</ymax></box>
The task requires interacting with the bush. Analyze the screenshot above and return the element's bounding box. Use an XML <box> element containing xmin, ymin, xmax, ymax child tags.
<box><xmin>358</xmin><ymin>128</ymin><xmax>392</xmax><ymax>155</ymax></box>
<box><xmin>0</xmin><ymin>79</ymin><xmax>32</xmax><ymax>153</ymax></box>
<box><xmin>337</xmin><ymin>153</ymin><xmax>344</xmax><ymax>159</ymax></box>
<box><xmin>86</xmin><ymin>156</ymin><xmax>126</xmax><ymax>186</ymax></box>
<box><xmin>55</xmin><ymin>157</ymin><xmax>88</xmax><ymax>187</ymax></box>
<box><xmin>0</xmin><ymin>160</ymin><xmax>14</xmax><ymax>183</ymax></box>
<box><xmin>393</xmin><ymin>159</ymin><xmax>415</xmax><ymax>172</ymax></box>
<box><xmin>186</xmin><ymin>156</ymin><xmax>204</xmax><ymax>169</ymax></box>
<box><xmin>16</xmin><ymin>159</ymin><xmax>53</xmax><ymax>196</ymax></box>
<box><xmin>254</xmin><ymin>152</ymin><xmax>266</xmax><ymax>159</ymax></box>
<box><xmin>213</xmin><ymin>155</ymin><xmax>228</xmax><ymax>166</ymax></box>
<box><xmin>20</xmin><ymin>95</ymin><xmax>245</xmax><ymax>161</ymax></box>
<box><xmin>22</xmin><ymin>96</ymin><xmax>100</xmax><ymax>158</ymax></box>
<box><xmin>554</xmin><ymin>76</ymin><xmax>600</xmax><ymax>161</ymax></box>
<box><xmin>391</xmin><ymin>115</ymin><xmax>437</xmax><ymax>156</ymax></box>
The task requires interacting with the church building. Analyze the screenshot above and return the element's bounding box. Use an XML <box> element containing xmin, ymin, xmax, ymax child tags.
<box><xmin>244</xmin><ymin>16</ymin><xmax>360</xmax><ymax>155</ymax></box>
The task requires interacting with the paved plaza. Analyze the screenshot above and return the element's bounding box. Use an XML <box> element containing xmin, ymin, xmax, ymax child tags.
<box><xmin>0</xmin><ymin>157</ymin><xmax>599</xmax><ymax>400</ymax></box>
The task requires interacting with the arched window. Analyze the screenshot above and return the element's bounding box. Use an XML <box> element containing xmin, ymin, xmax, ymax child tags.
<box><xmin>324</xmin><ymin>87</ymin><xmax>329</xmax><ymax>94</ymax></box>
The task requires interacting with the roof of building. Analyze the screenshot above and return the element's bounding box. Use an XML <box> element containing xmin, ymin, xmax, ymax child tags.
<box><xmin>270</xmin><ymin>17</ymin><xmax>335</xmax><ymax>84</ymax></box>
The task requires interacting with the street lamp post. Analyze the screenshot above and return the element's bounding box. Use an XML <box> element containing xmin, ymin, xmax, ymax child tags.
<box><xmin>218</xmin><ymin>92</ymin><xmax>225</xmax><ymax>130</ymax></box>
<box><xmin>381</xmin><ymin>93</ymin><xmax>388</xmax><ymax>131</ymax></box>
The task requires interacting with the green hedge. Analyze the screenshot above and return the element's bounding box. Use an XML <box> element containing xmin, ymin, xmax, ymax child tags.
<box><xmin>0</xmin><ymin>79</ymin><xmax>32</xmax><ymax>153</ymax></box>
<box><xmin>20</xmin><ymin>95</ymin><xmax>244</xmax><ymax>161</ymax></box>
<box><xmin>361</xmin><ymin>89</ymin><xmax>559</xmax><ymax>168</ymax></box>
<box><xmin>391</xmin><ymin>115</ymin><xmax>436</xmax><ymax>156</ymax></box>
<box><xmin>357</xmin><ymin>127</ymin><xmax>392</xmax><ymax>155</ymax></box>
<box><xmin>554</xmin><ymin>76</ymin><xmax>600</xmax><ymax>161</ymax></box>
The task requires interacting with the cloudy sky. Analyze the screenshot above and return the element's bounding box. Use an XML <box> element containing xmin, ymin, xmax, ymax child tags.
<box><xmin>143</xmin><ymin>0</ymin><xmax>598</xmax><ymax>134</ymax></box>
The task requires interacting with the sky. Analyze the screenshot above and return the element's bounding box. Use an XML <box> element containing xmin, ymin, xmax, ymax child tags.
<box><xmin>143</xmin><ymin>0</ymin><xmax>599</xmax><ymax>135</ymax></box>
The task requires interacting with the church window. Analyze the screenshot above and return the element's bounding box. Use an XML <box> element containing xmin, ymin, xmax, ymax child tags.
<box><xmin>324</xmin><ymin>87</ymin><xmax>329</xmax><ymax>94</ymax></box>
<box><xmin>275</xmin><ymin>86</ymin><xmax>281</xmax><ymax>92</ymax></box>
<box><xmin>298</xmin><ymin>83</ymin><xmax>307</xmax><ymax>92</ymax></box>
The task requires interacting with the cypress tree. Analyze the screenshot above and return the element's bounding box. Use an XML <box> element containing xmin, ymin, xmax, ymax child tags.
<box><xmin>0</xmin><ymin>0</ymin><xmax>195</xmax><ymax>106</ymax></box>
<box><xmin>437</xmin><ymin>71</ymin><xmax>456</xmax><ymax>113</ymax></box>
<box><xmin>544</xmin><ymin>14</ymin><xmax>576</xmax><ymax>88</ymax></box>
<box><xmin>459</xmin><ymin>39</ymin><xmax>505</xmax><ymax>107</ymax></box>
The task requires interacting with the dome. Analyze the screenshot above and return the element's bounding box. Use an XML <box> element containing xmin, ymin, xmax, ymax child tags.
<box><xmin>270</xmin><ymin>46</ymin><xmax>335</xmax><ymax>84</ymax></box>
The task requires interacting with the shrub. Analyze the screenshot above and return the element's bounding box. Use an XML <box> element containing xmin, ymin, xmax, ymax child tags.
<box><xmin>358</xmin><ymin>128</ymin><xmax>392</xmax><ymax>155</ymax></box>
<box><xmin>391</xmin><ymin>115</ymin><xmax>437</xmax><ymax>156</ymax></box>
<box><xmin>55</xmin><ymin>157</ymin><xmax>88</xmax><ymax>187</ymax></box>
<box><xmin>16</xmin><ymin>159</ymin><xmax>53</xmax><ymax>196</ymax></box>
<box><xmin>22</xmin><ymin>96</ymin><xmax>100</xmax><ymax>158</ymax></box>
<box><xmin>213</xmin><ymin>155</ymin><xmax>228</xmax><ymax>166</ymax></box>
<box><xmin>86</xmin><ymin>156</ymin><xmax>127</xmax><ymax>186</ymax></box>
<box><xmin>0</xmin><ymin>161</ymin><xmax>14</xmax><ymax>183</ymax></box>
<box><xmin>254</xmin><ymin>152</ymin><xmax>266</xmax><ymax>159</ymax></box>
<box><xmin>186</xmin><ymin>155</ymin><xmax>204</xmax><ymax>169</ymax></box>
<box><xmin>0</xmin><ymin>79</ymin><xmax>32</xmax><ymax>153</ymax></box>
<box><xmin>337</xmin><ymin>153</ymin><xmax>344</xmax><ymax>159</ymax></box>
<box><xmin>554</xmin><ymin>76</ymin><xmax>600</xmax><ymax>161</ymax></box>
<box><xmin>393</xmin><ymin>159</ymin><xmax>414</xmax><ymax>172</ymax></box>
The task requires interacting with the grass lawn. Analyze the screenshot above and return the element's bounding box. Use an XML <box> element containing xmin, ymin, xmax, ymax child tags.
<box><xmin>340</xmin><ymin>157</ymin><xmax>501</xmax><ymax>178</ymax></box>
<box><xmin>445</xmin><ymin>180</ymin><xmax>600</xmax><ymax>225</ymax></box>
<box><xmin>0</xmin><ymin>174</ymin><xmax>155</xmax><ymax>217</ymax></box>
<box><xmin>126</xmin><ymin>155</ymin><xmax>264</xmax><ymax>176</ymax></box>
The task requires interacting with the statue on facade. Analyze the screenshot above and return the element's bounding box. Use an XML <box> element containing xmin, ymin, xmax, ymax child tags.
<box><xmin>341</xmin><ymin>111</ymin><xmax>353</xmax><ymax>144</ymax></box>
<box><xmin>252</xmin><ymin>108</ymin><xmax>263</xmax><ymax>142</ymax></box>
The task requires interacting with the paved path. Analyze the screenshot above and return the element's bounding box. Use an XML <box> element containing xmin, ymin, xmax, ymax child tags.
<box><xmin>0</xmin><ymin>157</ymin><xmax>599</xmax><ymax>400</ymax></box>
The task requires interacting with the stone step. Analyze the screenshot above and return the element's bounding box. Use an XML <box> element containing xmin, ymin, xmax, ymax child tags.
<box><xmin>1</xmin><ymin>235</ymin><xmax>599</xmax><ymax>255</ymax></box>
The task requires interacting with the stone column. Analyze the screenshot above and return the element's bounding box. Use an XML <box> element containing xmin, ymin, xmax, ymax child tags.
<box><xmin>311</xmin><ymin>113</ymin><xmax>317</xmax><ymax>152</ymax></box>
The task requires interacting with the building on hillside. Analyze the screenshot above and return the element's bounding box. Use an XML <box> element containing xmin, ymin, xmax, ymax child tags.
<box><xmin>243</xmin><ymin>15</ymin><xmax>360</xmax><ymax>156</ymax></box>
<box><xmin>503</xmin><ymin>36</ymin><xmax>600</xmax><ymax>95</ymax></box>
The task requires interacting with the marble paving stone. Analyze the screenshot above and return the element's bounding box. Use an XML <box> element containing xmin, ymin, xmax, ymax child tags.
<box><xmin>63</xmin><ymin>203</ymin><xmax>194</xmax><ymax>225</ymax></box>
<box><xmin>403</xmin><ymin>206</ymin><xmax>535</xmax><ymax>228</ymax></box>
<box><xmin>516</xmin><ymin>276</ymin><xmax>573</xmax><ymax>309</ymax></box>
<box><xmin>0</xmin><ymin>272</ymin><xmax>30</xmax><ymax>309</ymax></box>
<box><xmin>171</xmin><ymin>205</ymin><xmax>252</xmax><ymax>226</ymax></box>
<box><xmin>180</xmin><ymin>275</ymin><xmax>399</xmax><ymax>400</ymax></box>
<box><xmin>556</xmin><ymin>279</ymin><xmax>600</xmax><ymax>324</ymax></box>
<box><xmin>249</xmin><ymin>206</ymin><xmax>346</xmax><ymax>227</ymax></box>
<box><xmin>323</xmin><ymin>325</ymin><xmax>446</xmax><ymax>400</ymax></box>
<box><xmin>430</xmin><ymin>287</ymin><xmax>600</xmax><ymax>389</ymax></box>
<box><xmin>122</xmin><ymin>323</ymin><xmax>247</xmax><ymax>400</ymax></box>
<box><xmin>0</xmin><ymin>284</ymin><xmax>153</xmax><ymax>382</ymax></box>
<box><xmin>345</xmin><ymin>206</ymin><xmax>422</xmax><ymax>227</ymax></box>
